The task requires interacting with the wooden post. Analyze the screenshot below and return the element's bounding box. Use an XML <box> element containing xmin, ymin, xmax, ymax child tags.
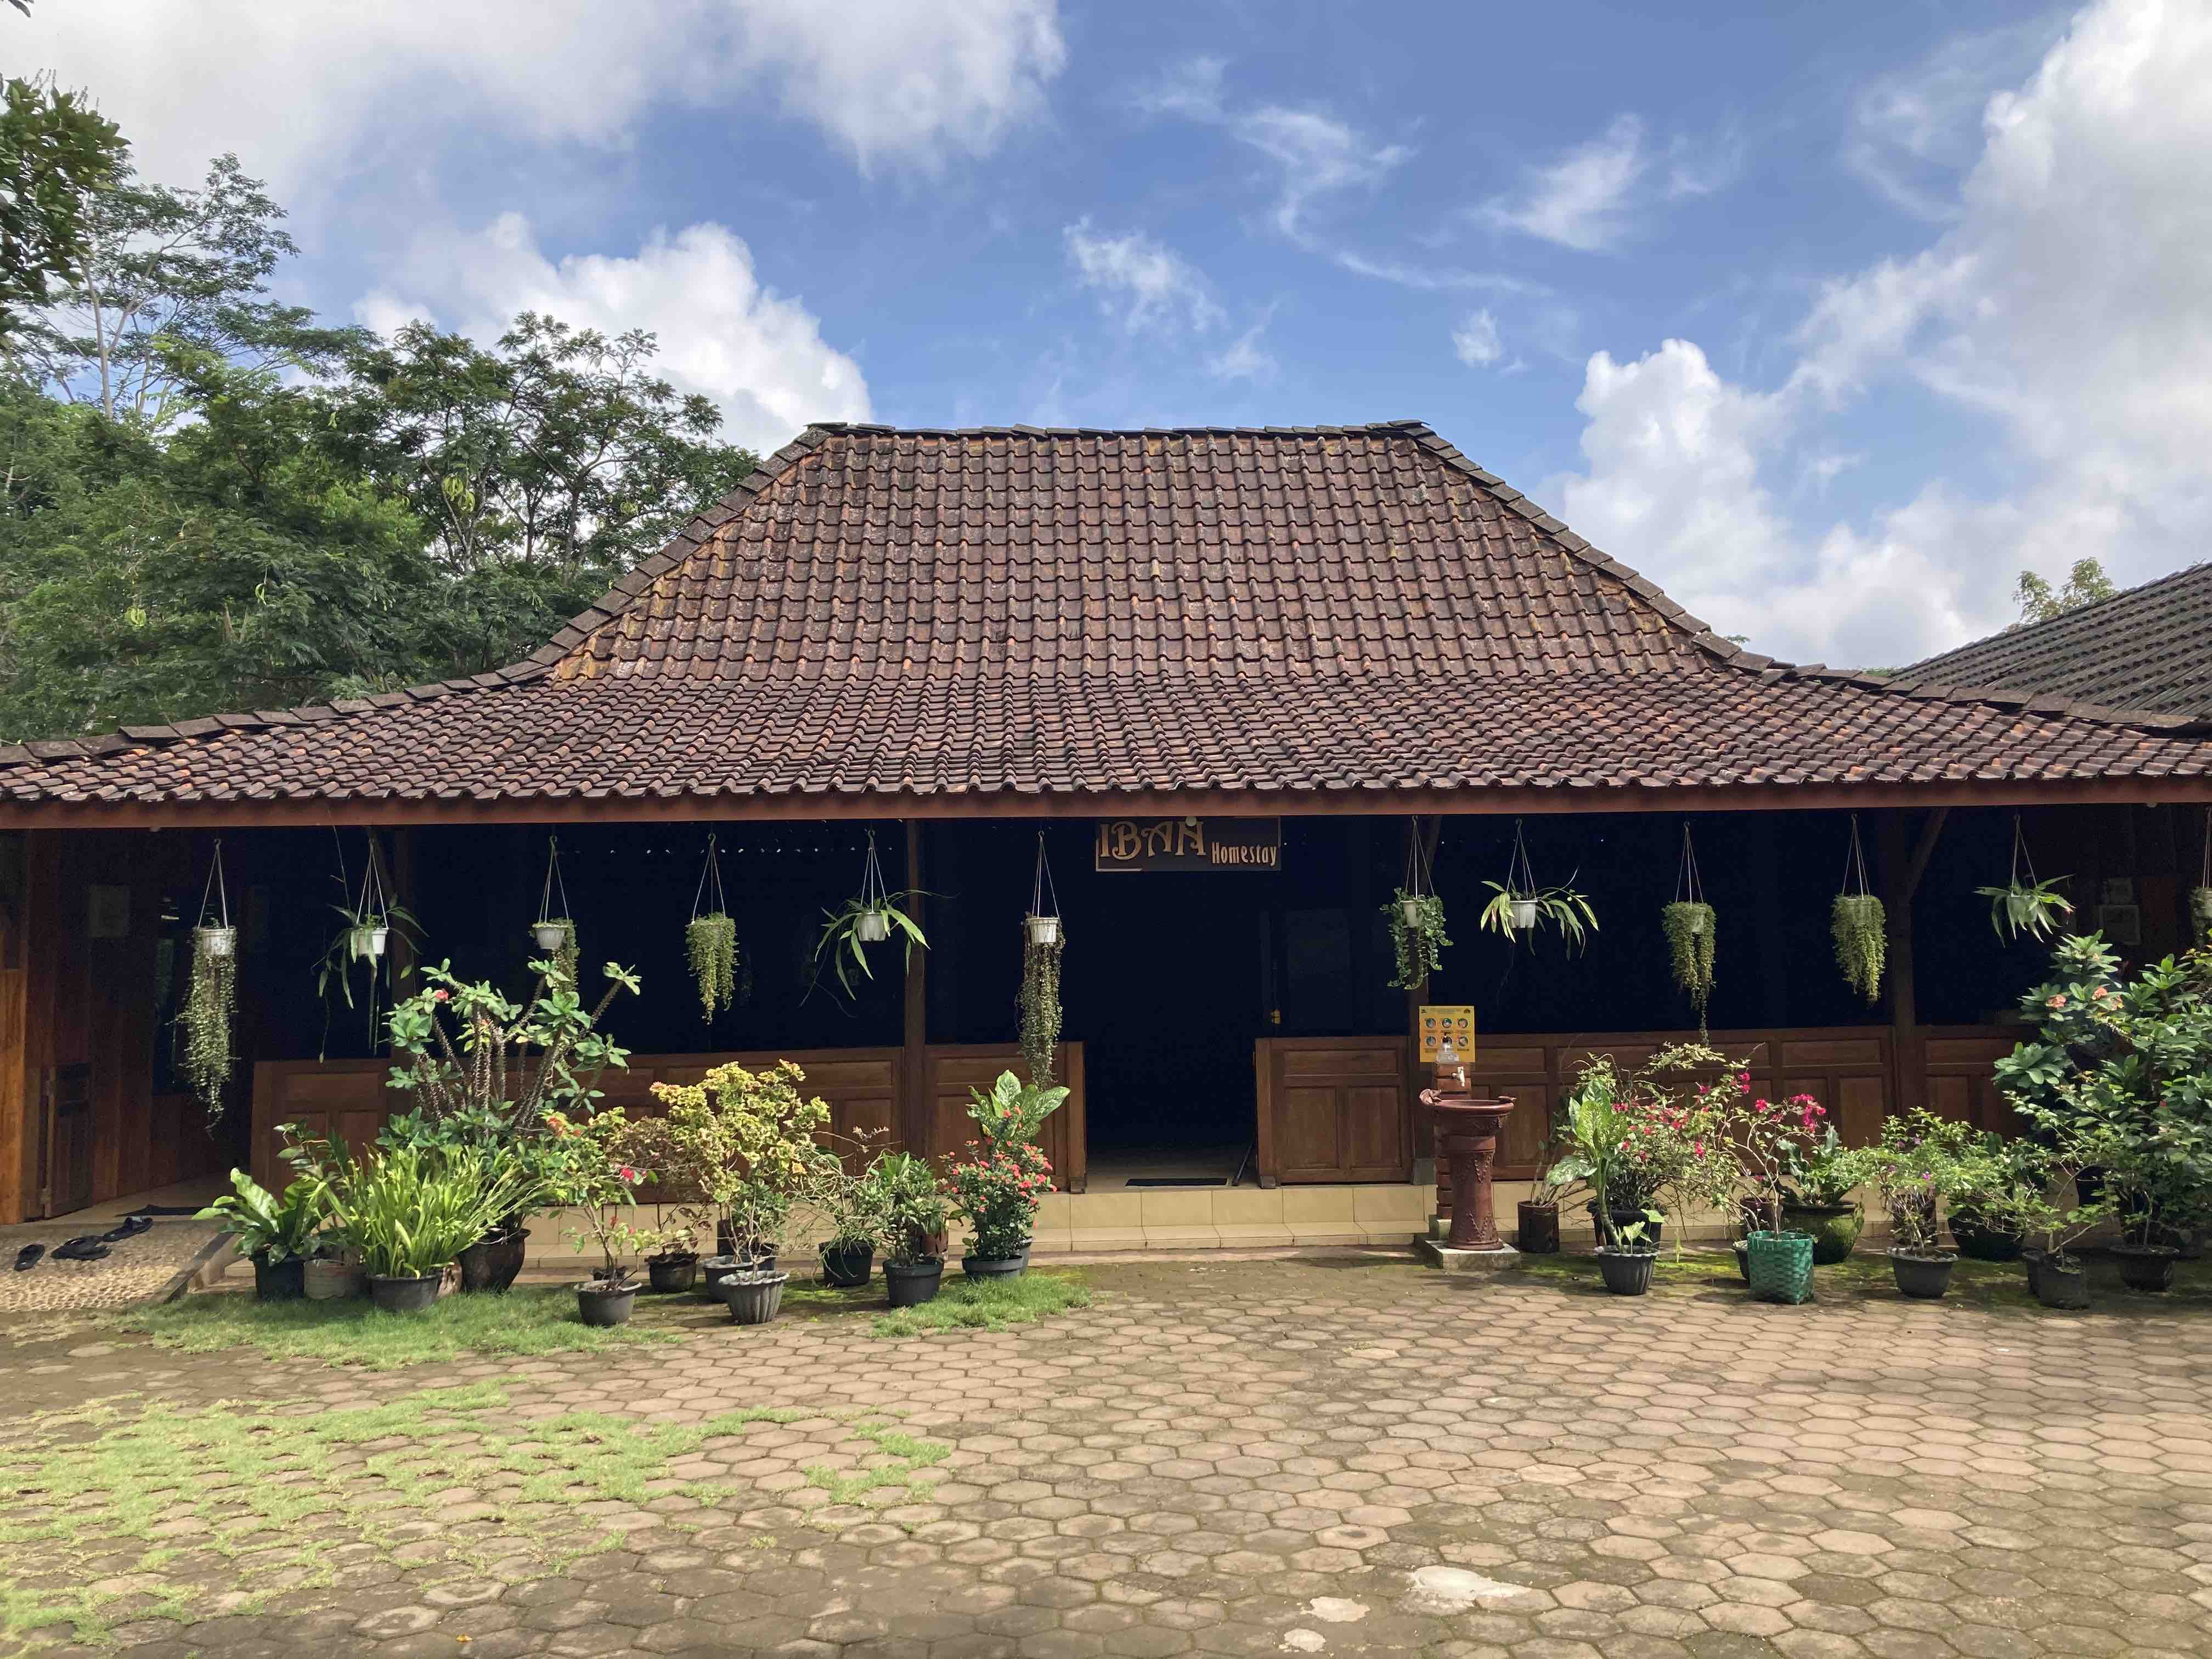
<box><xmin>1882</xmin><ymin>807</ymin><xmax>1949</xmax><ymax>1120</ymax></box>
<box><xmin>1405</xmin><ymin>815</ymin><xmax>1442</xmax><ymax>1191</ymax></box>
<box><xmin>900</xmin><ymin>820</ymin><xmax>929</xmax><ymax>1159</ymax></box>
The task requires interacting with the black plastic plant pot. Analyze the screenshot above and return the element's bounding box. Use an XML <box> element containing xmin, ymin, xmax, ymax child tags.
<box><xmin>1596</xmin><ymin>1249</ymin><xmax>1656</xmax><ymax>1296</ymax></box>
<box><xmin>820</xmin><ymin>1242</ymin><xmax>874</xmax><ymax>1287</ymax></box>
<box><xmin>577</xmin><ymin>1279</ymin><xmax>639</xmax><ymax>1327</ymax></box>
<box><xmin>885</xmin><ymin>1256</ymin><xmax>944</xmax><ymax>1308</ymax></box>
<box><xmin>698</xmin><ymin>1254</ymin><xmax>747</xmax><ymax>1300</ymax></box>
<box><xmin>251</xmin><ymin>1252</ymin><xmax>305</xmax><ymax>1303</ymax></box>
<box><xmin>1516</xmin><ymin>1202</ymin><xmax>1560</xmax><ymax>1255</ymax></box>
<box><xmin>1948</xmin><ymin>1211</ymin><xmax>2022</xmax><ymax>1262</ymax></box>
<box><xmin>1889</xmin><ymin>1249</ymin><xmax>1956</xmax><ymax>1300</ymax></box>
<box><xmin>961</xmin><ymin>1246</ymin><xmax>1030</xmax><ymax>1280</ymax></box>
<box><xmin>2113</xmin><ymin>1244</ymin><xmax>2178</xmax><ymax>1293</ymax></box>
<box><xmin>457</xmin><ymin>1227</ymin><xmax>528</xmax><ymax>1294</ymax></box>
<box><xmin>367</xmin><ymin>1272</ymin><xmax>441</xmax><ymax>1314</ymax></box>
<box><xmin>2034</xmin><ymin>1255</ymin><xmax>2091</xmax><ymax>1309</ymax></box>
<box><xmin>646</xmin><ymin>1253</ymin><xmax>697</xmax><ymax>1294</ymax></box>
<box><xmin>725</xmin><ymin>1271</ymin><xmax>789</xmax><ymax>1325</ymax></box>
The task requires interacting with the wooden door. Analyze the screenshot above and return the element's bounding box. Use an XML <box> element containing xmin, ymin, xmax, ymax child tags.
<box><xmin>1256</xmin><ymin>1037</ymin><xmax>1409</xmax><ymax>1183</ymax></box>
<box><xmin>44</xmin><ymin>1062</ymin><xmax>91</xmax><ymax>1216</ymax></box>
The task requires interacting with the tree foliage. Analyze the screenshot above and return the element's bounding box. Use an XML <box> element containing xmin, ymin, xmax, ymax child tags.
<box><xmin>0</xmin><ymin>70</ymin><xmax>126</xmax><ymax>338</ymax></box>
<box><xmin>0</xmin><ymin>143</ymin><xmax>759</xmax><ymax>741</ymax></box>
<box><xmin>2013</xmin><ymin>557</ymin><xmax>2117</xmax><ymax>626</ymax></box>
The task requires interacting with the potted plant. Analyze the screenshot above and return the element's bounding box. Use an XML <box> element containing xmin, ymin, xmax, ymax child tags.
<box><xmin>1873</xmin><ymin>1109</ymin><xmax>1971</xmax><ymax>1299</ymax></box>
<box><xmin>946</xmin><ymin>1070</ymin><xmax>1068</xmax><ymax>1278</ymax></box>
<box><xmin>1728</xmin><ymin>1090</ymin><xmax>1819</xmax><ymax>1304</ymax></box>
<box><xmin>1976</xmin><ymin>815</ymin><xmax>2072</xmax><ymax>943</ymax></box>
<box><xmin>183</xmin><ymin>847</ymin><xmax>238</xmax><ymax>1124</ymax></box>
<box><xmin>639</xmin><ymin>1215</ymin><xmax>704</xmax><ymax>1294</ymax></box>
<box><xmin>874</xmin><ymin>1152</ymin><xmax>949</xmax><ymax>1307</ymax></box>
<box><xmin>1983</xmin><ymin>1138</ymin><xmax>2108</xmax><ymax>1309</ymax></box>
<box><xmin>1598</xmin><ymin>1210</ymin><xmax>1664</xmax><ymax>1296</ymax></box>
<box><xmin>814</xmin><ymin>1131</ymin><xmax>891</xmax><ymax>1287</ymax></box>
<box><xmin>812</xmin><ymin>831</ymin><xmax>927</xmax><ymax>1001</ymax></box>
<box><xmin>1549</xmin><ymin>1060</ymin><xmax>1663</xmax><ymax>1293</ymax></box>
<box><xmin>2195</xmin><ymin>819</ymin><xmax>2211</xmax><ymax>943</ymax></box>
<box><xmin>1832</xmin><ymin>816</ymin><xmax>1886</xmax><ymax>1005</ymax></box>
<box><xmin>651</xmin><ymin>1059</ymin><xmax>831</xmax><ymax>1324</ymax></box>
<box><xmin>686</xmin><ymin>833</ymin><xmax>739</xmax><ymax>1023</ymax></box>
<box><xmin>196</xmin><ymin>1167</ymin><xmax>326</xmax><ymax>1302</ymax></box>
<box><xmin>1478</xmin><ymin>819</ymin><xmax>1597</xmax><ymax>951</ymax></box>
<box><xmin>545</xmin><ymin>1107</ymin><xmax>650</xmax><ymax>1325</ymax></box>
<box><xmin>1518</xmin><ymin>1115</ymin><xmax>1561</xmax><ymax>1255</ymax></box>
<box><xmin>1020</xmin><ymin>834</ymin><xmax>1067</xmax><ymax>1084</ymax></box>
<box><xmin>1777</xmin><ymin>1119</ymin><xmax>1876</xmax><ymax>1262</ymax></box>
<box><xmin>1660</xmin><ymin>825</ymin><xmax>1716</xmax><ymax>1036</ymax></box>
<box><xmin>319</xmin><ymin>1144</ymin><xmax>534</xmax><ymax>1313</ymax></box>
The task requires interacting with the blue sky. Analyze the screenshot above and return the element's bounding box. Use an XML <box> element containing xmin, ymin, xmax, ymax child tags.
<box><xmin>26</xmin><ymin>1</ymin><xmax>2212</xmax><ymax>667</ymax></box>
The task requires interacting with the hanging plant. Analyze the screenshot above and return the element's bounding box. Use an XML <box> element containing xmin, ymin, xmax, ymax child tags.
<box><xmin>1974</xmin><ymin>815</ymin><xmax>2072</xmax><ymax>943</ymax></box>
<box><xmin>314</xmin><ymin>832</ymin><xmax>417</xmax><ymax>1057</ymax></box>
<box><xmin>686</xmin><ymin>834</ymin><xmax>738</xmax><ymax>1022</ymax></box>
<box><xmin>1831</xmin><ymin>815</ymin><xmax>1886</xmax><ymax>1005</ymax></box>
<box><xmin>532</xmin><ymin>837</ymin><xmax>580</xmax><ymax>986</ymax></box>
<box><xmin>181</xmin><ymin>843</ymin><xmax>237</xmax><ymax>1124</ymax></box>
<box><xmin>1384</xmin><ymin>819</ymin><xmax>1450</xmax><ymax>989</ymax></box>
<box><xmin>1661</xmin><ymin>825</ymin><xmax>1714</xmax><ymax>1035</ymax></box>
<box><xmin>2194</xmin><ymin>809</ymin><xmax>2212</xmax><ymax>945</ymax></box>
<box><xmin>1477</xmin><ymin>819</ymin><xmax>1597</xmax><ymax>952</ymax></box>
<box><xmin>811</xmin><ymin>829</ymin><xmax>928</xmax><ymax>1002</ymax></box>
<box><xmin>1019</xmin><ymin>834</ymin><xmax>1065</xmax><ymax>1084</ymax></box>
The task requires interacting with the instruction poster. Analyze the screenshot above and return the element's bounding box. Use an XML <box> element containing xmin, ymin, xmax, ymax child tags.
<box><xmin>1418</xmin><ymin>1004</ymin><xmax>1476</xmax><ymax>1063</ymax></box>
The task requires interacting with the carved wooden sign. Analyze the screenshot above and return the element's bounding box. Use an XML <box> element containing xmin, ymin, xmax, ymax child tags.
<box><xmin>1093</xmin><ymin>816</ymin><xmax>1282</xmax><ymax>873</ymax></box>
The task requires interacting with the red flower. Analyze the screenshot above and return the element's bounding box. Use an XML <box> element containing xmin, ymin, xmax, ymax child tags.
<box><xmin>432</xmin><ymin>989</ymin><xmax>449</xmax><ymax>1002</ymax></box>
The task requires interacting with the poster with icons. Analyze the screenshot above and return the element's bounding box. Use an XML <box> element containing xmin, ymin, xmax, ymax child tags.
<box><xmin>1418</xmin><ymin>1005</ymin><xmax>1476</xmax><ymax>1063</ymax></box>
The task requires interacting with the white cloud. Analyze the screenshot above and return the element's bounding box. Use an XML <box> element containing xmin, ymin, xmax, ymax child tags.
<box><xmin>1063</xmin><ymin>222</ymin><xmax>1223</xmax><ymax>333</ymax></box>
<box><xmin>1481</xmin><ymin>116</ymin><xmax>1650</xmax><ymax>252</ymax></box>
<box><xmin>1844</xmin><ymin>20</ymin><xmax>2059</xmax><ymax>221</ymax></box>
<box><xmin>1452</xmin><ymin>311</ymin><xmax>1503</xmax><ymax>368</ymax></box>
<box><xmin>359</xmin><ymin>214</ymin><xmax>871</xmax><ymax>455</ymax></box>
<box><xmin>1548</xmin><ymin>0</ymin><xmax>2212</xmax><ymax>667</ymax></box>
<box><xmin>1230</xmin><ymin>106</ymin><xmax>1411</xmax><ymax>241</ymax></box>
<box><xmin>1205</xmin><ymin>318</ymin><xmax>1277</xmax><ymax>382</ymax></box>
<box><xmin>22</xmin><ymin>0</ymin><xmax>1064</xmax><ymax>190</ymax></box>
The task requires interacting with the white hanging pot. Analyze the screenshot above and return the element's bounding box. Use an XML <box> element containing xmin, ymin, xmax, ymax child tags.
<box><xmin>856</xmin><ymin>910</ymin><xmax>891</xmax><ymax>944</ymax></box>
<box><xmin>532</xmin><ymin>921</ymin><xmax>568</xmax><ymax>952</ymax></box>
<box><xmin>1025</xmin><ymin>913</ymin><xmax>1061</xmax><ymax>946</ymax></box>
<box><xmin>1509</xmin><ymin>898</ymin><xmax>1539</xmax><ymax>932</ymax></box>
<box><xmin>196</xmin><ymin>924</ymin><xmax>236</xmax><ymax>960</ymax></box>
<box><xmin>348</xmin><ymin>923</ymin><xmax>389</xmax><ymax>961</ymax></box>
<box><xmin>1400</xmin><ymin>898</ymin><xmax>1425</xmax><ymax>928</ymax></box>
<box><xmin>1686</xmin><ymin>912</ymin><xmax>1706</xmax><ymax>936</ymax></box>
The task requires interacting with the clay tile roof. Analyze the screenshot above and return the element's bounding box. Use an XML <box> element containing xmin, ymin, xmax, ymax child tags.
<box><xmin>2</xmin><ymin>420</ymin><xmax>2209</xmax><ymax>818</ymax></box>
<box><xmin>1902</xmin><ymin>563</ymin><xmax>2212</xmax><ymax>725</ymax></box>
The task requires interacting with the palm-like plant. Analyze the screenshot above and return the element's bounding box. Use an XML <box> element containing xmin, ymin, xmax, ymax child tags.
<box><xmin>196</xmin><ymin>1168</ymin><xmax>327</xmax><ymax>1262</ymax></box>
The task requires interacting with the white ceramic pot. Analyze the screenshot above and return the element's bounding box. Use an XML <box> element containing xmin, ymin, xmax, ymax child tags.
<box><xmin>349</xmin><ymin>924</ymin><xmax>390</xmax><ymax>961</ymax></box>
<box><xmin>1686</xmin><ymin>912</ymin><xmax>1706</xmax><ymax>936</ymax></box>
<box><xmin>532</xmin><ymin>922</ymin><xmax>568</xmax><ymax>951</ymax></box>
<box><xmin>1025</xmin><ymin>914</ymin><xmax>1061</xmax><ymax>946</ymax></box>
<box><xmin>1509</xmin><ymin>898</ymin><xmax>1539</xmax><ymax>932</ymax></box>
<box><xmin>856</xmin><ymin>910</ymin><xmax>890</xmax><ymax>944</ymax></box>
<box><xmin>1400</xmin><ymin>899</ymin><xmax>1425</xmax><ymax>927</ymax></box>
<box><xmin>196</xmin><ymin>924</ymin><xmax>236</xmax><ymax>959</ymax></box>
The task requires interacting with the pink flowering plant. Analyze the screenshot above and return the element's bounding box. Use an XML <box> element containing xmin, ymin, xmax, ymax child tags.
<box><xmin>1549</xmin><ymin>1044</ymin><xmax>1736</xmax><ymax>1252</ymax></box>
<box><xmin>544</xmin><ymin>1105</ymin><xmax>650</xmax><ymax>1288</ymax></box>
<box><xmin>1722</xmin><ymin>1087</ymin><xmax>1832</xmax><ymax>1235</ymax></box>
<box><xmin>944</xmin><ymin>1139</ymin><xmax>1055</xmax><ymax>1259</ymax></box>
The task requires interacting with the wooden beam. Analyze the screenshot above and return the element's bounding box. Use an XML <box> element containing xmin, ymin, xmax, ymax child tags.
<box><xmin>3</xmin><ymin>774</ymin><xmax>2210</xmax><ymax>832</ymax></box>
<box><xmin>900</xmin><ymin>820</ymin><xmax>929</xmax><ymax>1160</ymax></box>
<box><xmin>1881</xmin><ymin>808</ymin><xmax>1948</xmax><ymax>1119</ymax></box>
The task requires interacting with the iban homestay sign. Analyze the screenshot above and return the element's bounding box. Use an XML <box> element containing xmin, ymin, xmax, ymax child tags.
<box><xmin>1093</xmin><ymin>816</ymin><xmax>1282</xmax><ymax>872</ymax></box>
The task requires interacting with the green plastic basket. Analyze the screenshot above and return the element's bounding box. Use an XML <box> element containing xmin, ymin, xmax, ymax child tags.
<box><xmin>1745</xmin><ymin>1231</ymin><xmax>1815</xmax><ymax>1304</ymax></box>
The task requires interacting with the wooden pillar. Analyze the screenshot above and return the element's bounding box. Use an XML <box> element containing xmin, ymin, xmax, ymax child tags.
<box><xmin>900</xmin><ymin>820</ymin><xmax>929</xmax><ymax>1159</ymax></box>
<box><xmin>1881</xmin><ymin>807</ymin><xmax>1949</xmax><ymax>1120</ymax></box>
<box><xmin>0</xmin><ymin>831</ymin><xmax>29</xmax><ymax>1223</ymax></box>
<box><xmin>1404</xmin><ymin>815</ymin><xmax>1442</xmax><ymax>1189</ymax></box>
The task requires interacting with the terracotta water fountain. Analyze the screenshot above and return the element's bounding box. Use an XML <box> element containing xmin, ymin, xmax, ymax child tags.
<box><xmin>1417</xmin><ymin>1043</ymin><xmax>1517</xmax><ymax>1269</ymax></box>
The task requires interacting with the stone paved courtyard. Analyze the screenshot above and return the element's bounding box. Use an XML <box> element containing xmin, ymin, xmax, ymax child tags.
<box><xmin>4</xmin><ymin>1252</ymin><xmax>2212</xmax><ymax>1658</ymax></box>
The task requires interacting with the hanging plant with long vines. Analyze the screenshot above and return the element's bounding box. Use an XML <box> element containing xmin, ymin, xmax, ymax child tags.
<box><xmin>1384</xmin><ymin>818</ymin><xmax>1450</xmax><ymax>989</ymax></box>
<box><xmin>182</xmin><ymin>841</ymin><xmax>238</xmax><ymax>1124</ymax></box>
<box><xmin>1659</xmin><ymin>823</ymin><xmax>1716</xmax><ymax>1037</ymax></box>
<box><xmin>686</xmin><ymin>833</ymin><xmax>738</xmax><ymax>1023</ymax></box>
<box><xmin>1018</xmin><ymin>834</ymin><xmax>1065</xmax><ymax>1086</ymax></box>
<box><xmin>1831</xmin><ymin>814</ymin><xmax>1887</xmax><ymax>1005</ymax></box>
<box><xmin>2194</xmin><ymin>809</ymin><xmax>2212</xmax><ymax>945</ymax></box>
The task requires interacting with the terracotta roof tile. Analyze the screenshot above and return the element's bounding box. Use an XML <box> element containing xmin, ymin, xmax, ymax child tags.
<box><xmin>1</xmin><ymin>421</ymin><xmax>2207</xmax><ymax>814</ymax></box>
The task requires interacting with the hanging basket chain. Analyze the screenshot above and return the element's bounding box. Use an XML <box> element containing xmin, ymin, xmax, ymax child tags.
<box><xmin>1841</xmin><ymin>813</ymin><xmax>1874</xmax><ymax>899</ymax></box>
<box><xmin>1401</xmin><ymin>816</ymin><xmax>1437</xmax><ymax>901</ymax></box>
<box><xmin>537</xmin><ymin>835</ymin><xmax>572</xmax><ymax>926</ymax></box>
<box><xmin>2009</xmin><ymin>814</ymin><xmax>2037</xmax><ymax>888</ymax></box>
<box><xmin>692</xmin><ymin>833</ymin><xmax>729</xmax><ymax>919</ymax></box>
<box><xmin>197</xmin><ymin>839</ymin><xmax>230</xmax><ymax>930</ymax></box>
<box><xmin>1674</xmin><ymin>823</ymin><xmax>1705</xmax><ymax>907</ymax></box>
<box><xmin>1030</xmin><ymin>832</ymin><xmax>1060</xmax><ymax>919</ymax></box>
<box><xmin>1508</xmin><ymin>818</ymin><xmax>1536</xmax><ymax>897</ymax></box>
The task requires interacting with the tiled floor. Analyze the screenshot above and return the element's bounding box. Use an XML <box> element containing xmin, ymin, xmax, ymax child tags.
<box><xmin>5</xmin><ymin>1251</ymin><xmax>2210</xmax><ymax>1657</ymax></box>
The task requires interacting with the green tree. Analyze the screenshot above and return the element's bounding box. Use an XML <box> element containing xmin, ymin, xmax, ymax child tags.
<box><xmin>0</xmin><ymin>70</ymin><xmax>126</xmax><ymax>339</ymax></box>
<box><xmin>2013</xmin><ymin>557</ymin><xmax>2117</xmax><ymax>625</ymax></box>
<box><xmin>10</xmin><ymin>153</ymin><xmax>362</xmax><ymax>428</ymax></box>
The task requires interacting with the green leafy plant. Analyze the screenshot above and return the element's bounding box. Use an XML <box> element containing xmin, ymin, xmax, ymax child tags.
<box><xmin>1831</xmin><ymin>894</ymin><xmax>1887</xmax><ymax>1005</ymax></box>
<box><xmin>195</xmin><ymin>1167</ymin><xmax>327</xmax><ymax>1263</ymax></box>
<box><xmin>1780</xmin><ymin>1123</ymin><xmax>1878</xmax><ymax>1209</ymax></box>
<box><xmin>944</xmin><ymin>1141</ymin><xmax>1054</xmax><ymax>1260</ymax></box>
<box><xmin>1019</xmin><ymin>923</ymin><xmax>1066</xmax><ymax>1084</ymax></box>
<box><xmin>1385</xmin><ymin>889</ymin><xmax>1451</xmax><ymax>988</ymax></box>
<box><xmin>1978</xmin><ymin>815</ymin><xmax>2070</xmax><ymax>943</ymax></box>
<box><xmin>2194</xmin><ymin>887</ymin><xmax>2212</xmax><ymax>946</ymax></box>
<box><xmin>873</xmin><ymin>1151</ymin><xmax>949</xmax><ymax>1266</ymax></box>
<box><xmin>967</xmin><ymin>1069</ymin><xmax>1069</xmax><ymax>1148</ymax></box>
<box><xmin>318</xmin><ymin>1144</ymin><xmax>537</xmax><ymax>1280</ymax></box>
<box><xmin>649</xmin><ymin>1059</ymin><xmax>835</xmax><ymax>1262</ymax></box>
<box><xmin>1479</xmin><ymin>881</ymin><xmax>1596</xmax><ymax>951</ymax></box>
<box><xmin>1871</xmin><ymin>1110</ymin><xmax>1973</xmax><ymax>1256</ymax></box>
<box><xmin>1660</xmin><ymin>902</ymin><xmax>1716</xmax><ymax>1031</ymax></box>
<box><xmin>814</xmin><ymin>1132</ymin><xmax>894</xmax><ymax>1252</ymax></box>
<box><xmin>180</xmin><ymin>924</ymin><xmax>236</xmax><ymax>1122</ymax></box>
<box><xmin>686</xmin><ymin>913</ymin><xmax>738</xmax><ymax>1022</ymax></box>
<box><xmin>541</xmin><ymin>1107</ymin><xmax>651</xmax><ymax>1288</ymax></box>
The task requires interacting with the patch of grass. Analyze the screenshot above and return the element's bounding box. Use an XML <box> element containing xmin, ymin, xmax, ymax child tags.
<box><xmin>0</xmin><ymin>1383</ymin><xmax>949</xmax><ymax>1644</ymax></box>
<box><xmin>106</xmin><ymin>1284</ymin><xmax>693</xmax><ymax>1369</ymax></box>
<box><xmin>870</xmin><ymin>1271</ymin><xmax>1091</xmax><ymax>1337</ymax></box>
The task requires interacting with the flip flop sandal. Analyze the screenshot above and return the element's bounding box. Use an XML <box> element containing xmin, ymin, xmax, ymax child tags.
<box><xmin>50</xmin><ymin>1235</ymin><xmax>110</xmax><ymax>1262</ymax></box>
<box><xmin>98</xmin><ymin>1214</ymin><xmax>153</xmax><ymax>1242</ymax></box>
<box><xmin>12</xmin><ymin>1243</ymin><xmax>42</xmax><ymax>1272</ymax></box>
